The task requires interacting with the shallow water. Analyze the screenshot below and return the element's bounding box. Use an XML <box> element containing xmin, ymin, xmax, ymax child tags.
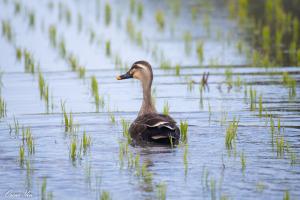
<box><xmin>0</xmin><ymin>0</ymin><xmax>299</xmax><ymax>199</ymax></box>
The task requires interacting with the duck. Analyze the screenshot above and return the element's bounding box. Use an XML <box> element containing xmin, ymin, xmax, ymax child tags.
<box><xmin>116</xmin><ymin>60</ymin><xmax>180</xmax><ymax>145</ymax></box>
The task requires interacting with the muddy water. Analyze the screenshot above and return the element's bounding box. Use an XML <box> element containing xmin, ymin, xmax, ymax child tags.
<box><xmin>0</xmin><ymin>0</ymin><xmax>299</xmax><ymax>199</ymax></box>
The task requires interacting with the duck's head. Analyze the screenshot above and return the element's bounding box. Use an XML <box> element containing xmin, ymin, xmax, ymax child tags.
<box><xmin>116</xmin><ymin>60</ymin><xmax>153</xmax><ymax>83</ymax></box>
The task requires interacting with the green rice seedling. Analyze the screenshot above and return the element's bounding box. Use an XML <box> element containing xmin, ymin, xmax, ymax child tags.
<box><xmin>28</xmin><ymin>11</ymin><xmax>35</xmax><ymax>28</ymax></box>
<box><xmin>228</xmin><ymin>0</ymin><xmax>235</xmax><ymax>18</ymax></box>
<box><xmin>183</xmin><ymin>31</ymin><xmax>192</xmax><ymax>55</ymax></box>
<box><xmin>196</xmin><ymin>40</ymin><xmax>204</xmax><ymax>64</ymax></box>
<box><xmin>134</xmin><ymin>153</ymin><xmax>140</xmax><ymax>173</ymax></box>
<box><xmin>234</xmin><ymin>76</ymin><xmax>243</xmax><ymax>88</ymax></box>
<box><xmin>38</xmin><ymin>72</ymin><xmax>45</xmax><ymax>99</ymax></box>
<box><xmin>282</xmin><ymin>72</ymin><xmax>297</xmax><ymax>98</ymax></box>
<box><xmin>191</xmin><ymin>6</ymin><xmax>197</xmax><ymax>21</ymax></box>
<box><xmin>13</xmin><ymin>117</ymin><xmax>20</xmax><ymax>135</ymax></box>
<box><xmin>0</xmin><ymin>97</ymin><xmax>7</xmax><ymax>118</ymax></box>
<box><xmin>100</xmin><ymin>190</ymin><xmax>111</xmax><ymax>200</ymax></box>
<box><xmin>277</xmin><ymin>118</ymin><xmax>281</xmax><ymax>132</ymax></box>
<box><xmin>258</xmin><ymin>94</ymin><xmax>263</xmax><ymax>117</ymax></box>
<box><xmin>25</xmin><ymin>128</ymin><xmax>35</xmax><ymax>155</ymax></box>
<box><xmin>64</xmin><ymin>111</ymin><xmax>74</xmax><ymax>132</ymax></box>
<box><xmin>2</xmin><ymin>20</ymin><xmax>13</xmax><ymax>42</ymax></box>
<box><xmin>240</xmin><ymin>151</ymin><xmax>246</xmax><ymax>171</ymax></box>
<box><xmin>136</xmin><ymin>31</ymin><xmax>143</xmax><ymax>47</ymax></box>
<box><xmin>68</xmin><ymin>54</ymin><xmax>78</xmax><ymax>71</ymax></box>
<box><xmin>225</xmin><ymin>118</ymin><xmax>239</xmax><ymax>149</ymax></box>
<box><xmin>290</xmin><ymin>151</ymin><xmax>297</xmax><ymax>165</ymax></box>
<box><xmin>89</xmin><ymin>29</ymin><xmax>95</xmax><ymax>44</ymax></box>
<box><xmin>16</xmin><ymin>48</ymin><xmax>22</xmax><ymax>61</ymax></box>
<box><xmin>78</xmin><ymin>66</ymin><xmax>86</xmax><ymax>78</ymax></box>
<box><xmin>77</xmin><ymin>13</ymin><xmax>83</xmax><ymax>32</ymax></box>
<box><xmin>126</xmin><ymin>18</ymin><xmax>135</xmax><ymax>40</ymax></box>
<box><xmin>236</xmin><ymin>40</ymin><xmax>243</xmax><ymax>53</ymax></box>
<box><xmin>203</xmin><ymin>13</ymin><xmax>211</xmax><ymax>35</ymax></box>
<box><xmin>14</xmin><ymin>1</ymin><xmax>21</xmax><ymax>14</ymax></box>
<box><xmin>292</xmin><ymin>17</ymin><xmax>299</xmax><ymax>43</ymax></box>
<box><xmin>187</xmin><ymin>79</ymin><xmax>194</xmax><ymax>91</ymax></box>
<box><xmin>91</xmin><ymin>76</ymin><xmax>99</xmax><ymax>96</ymax></box>
<box><xmin>275</xmin><ymin>30</ymin><xmax>283</xmax><ymax>63</ymax></box>
<box><xmin>105</xmin><ymin>40</ymin><xmax>111</xmax><ymax>57</ymax></box>
<box><xmin>270</xmin><ymin>116</ymin><xmax>275</xmax><ymax>144</ymax></box>
<box><xmin>130</xmin><ymin>0</ymin><xmax>135</xmax><ymax>12</ymax></box>
<box><xmin>183</xmin><ymin>144</ymin><xmax>188</xmax><ymax>175</ymax></box>
<box><xmin>276</xmin><ymin>135</ymin><xmax>285</xmax><ymax>158</ymax></box>
<box><xmin>163</xmin><ymin>101</ymin><xmax>169</xmax><ymax>115</ymax></box>
<box><xmin>157</xmin><ymin>182</ymin><xmax>167</xmax><ymax>200</ymax></box>
<box><xmin>137</xmin><ymin>2</ymin><xmax>143</xmax><ymax>20</ymax></box>
<box><xmin>65</xmin><ymin>8</ymin><xmax>72</xmax><ymax>25</ymax></box>
<box><xmin>48</xmin><ymin>25</ymin><xmax>57</xmax><ymax>47</ymax></box>
<box><xmin>297</xmin><ymin>49</ymin><xmax>300</xmax><ymax>66</ymax></box>
<box><xmin>70</xmin><ymin>138</ymin><xmax>77</xmax><ymax>161</ymax></box>
<box><xmin>249</xmin><ymin>87</ymin><xmax>257</xmax><ymax>111</ymax></box>
<box><xmin>19</xmin><ymin>145</ymin><xmax>25</xmax><ymax>166</ymax></box>
<box><xmin>169</xmin><ymin>0</ymin><xmax>181</xmax><ymax>16</ymax></box>
<box><xmin>289</xmin><ymin>41</ymin><xmax>297</xmax><ymax>64</ymax></box>
<box><xmin>256</xmin><ymin>182</ymin><xmax>267</xmax><ymax>193</ymax></box>
<box><xmin>180</xmin><ymin>120</ymin><xmax>188</xmax><ymax>143</ymax></box>
<box><xmin>24</xmin><ymin>50</ymin><xmax>35</xmax><ymax>73</ymax></box>
<box><xmin>262</xmin><ymin>25</ymin><xmax>270</xmax><ymax>53</ymax></box>
<box><xmin>121</xmin><ymin>118</ymin><xmax>131</xmax><ymax>143</ymax></box>
<box><xmin>208</xmin><ymin>103</ymin><xmax>212</xmax><ymax>122</ymax></box>
<box><xmin>41</xmin><ymin>178</ymin><xmax>53</xmax><ymax>200</ymax></box>
<box><xmin>155</xmin><ymin>10</ymin><xmax>165</xmax><ymax>31</ymax></box>
<box><xmin>225</xmin><ymin>68</ymin><xmax>233</xmax><ymax>87</ymax></box>
<box><xmin>58</xmin><ymin>38</ymin><xmax>66</xmax><ymax>58</ymax></box>
<box><xmin>237</xmin><ymin>0</ymin><xmax>248</xmax><ymax>23</ymax></box>
<box><xmin>210</xmin><ymin>178</ymin><xmax>216</xmax><ymax>200</ymax></box>
<box><xmin>105</xmin><ymin>2</ymin><xmax>111</xmax><ymax>26</ymax></box>
<box><xmin>283</xmin><ymin>190</ymin><xmax>290</xmax><ymax>200</ymax></box>
<box><xmin>220</xmin><ymin>111</ymin><xmax>228</xmax><ymax>126</ymax></box>
<box><xmin>160</xmin><ymin>60</ymin><xmax>171</xmax><ymax>70</ymax></box>
<box><xmin>175</xmin><ymin>64</ymin><xmax>180</xmax><ymax>76</ymax></box>
<box><xmin>82</xmin><ymin>131</ymin><xmax>91</xmax><ymax>153</ymax></box>
<box><xmin>252</xmin><ymin>50</ymin><xmax>260</xmax><ymax>67</ymax></box>
<box><xmin>110</xmin><ymin>113</ymin><xmax>116</xmax><ymax>124</ymax></box>
<box><xmin>141</xmin><ymin>163</ymin><xmax>153</xmax><ymax>184</ymax></box>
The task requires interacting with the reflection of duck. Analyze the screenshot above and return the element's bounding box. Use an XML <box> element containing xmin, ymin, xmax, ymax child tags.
<box><xmin>116</xmin><ymin>61</ymin><xmax>180</xmax><ymax>145</ymax></box>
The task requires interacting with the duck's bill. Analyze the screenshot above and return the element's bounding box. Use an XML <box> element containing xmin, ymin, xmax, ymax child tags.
<box><xmin>116</xmin><ymin>73</ymin><xmax>133</xmax><ymax>80</ymax></box>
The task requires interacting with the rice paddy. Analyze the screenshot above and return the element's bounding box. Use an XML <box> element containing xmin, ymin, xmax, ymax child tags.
<box><xmin>0</xmin><ymin>0</ymin><xmax>299</xmax><ymax>199</ymax></box>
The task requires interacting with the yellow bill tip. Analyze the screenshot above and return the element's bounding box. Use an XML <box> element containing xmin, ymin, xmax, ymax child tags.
<box><xmin>116</xmin><ymin>75</ymin><xmax>121</xmax><ymax>80</ymax></box>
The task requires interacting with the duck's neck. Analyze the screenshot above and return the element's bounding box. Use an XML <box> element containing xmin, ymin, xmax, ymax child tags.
<box><xmin>138</xmin><ymin>80</ymin><xmax>156</xmax><ymax>116</ymax></box>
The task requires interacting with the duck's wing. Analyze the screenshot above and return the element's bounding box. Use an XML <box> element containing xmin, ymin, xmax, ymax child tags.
<box><xmin>129</xmin><ymin>113</ymin><xmax>180</xmax><ymax>144</ymax></box>
<box><xmin>131</xmin><ymin>113</ymin><xmax>177</xmax><ymax>130</ymax></box>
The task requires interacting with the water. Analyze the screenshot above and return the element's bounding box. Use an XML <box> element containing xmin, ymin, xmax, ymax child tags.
<box><xmin>0</xmin><ymin>0</ymin><xmax>299</xmax><ymax>199</ymax></box>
